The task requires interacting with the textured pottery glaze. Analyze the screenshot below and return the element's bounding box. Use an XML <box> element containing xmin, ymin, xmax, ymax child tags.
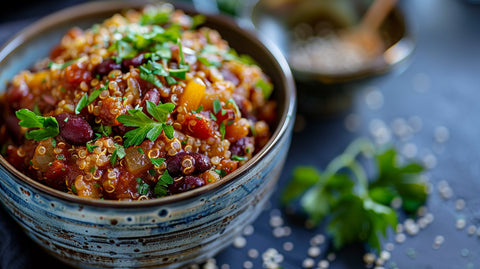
<box><xmin>0</xmin><ymin>1</ymin><xmax>296</xmax><ymax>268</ymax></box>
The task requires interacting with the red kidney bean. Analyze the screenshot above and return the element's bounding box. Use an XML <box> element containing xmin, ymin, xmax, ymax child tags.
<box><xmin>141</xmin><ymin>90</ymin><xmax>161</xmax><ymax>115</ymax></box>
<box><xmin>191</xmin><ymin>153</ymin><xmax>211</xmax><ymax>173</ymax></box>
<box><xmin>168</xmin><ymin>176</ymin><xmax>205</xmax><ymax>194</ymax></box>
<box><xmin>122</xmin><ymin>53</ymin><xmax>146</xmax><ymax>71</ymax></box>
<box><xmin>166</xmin><ymin>152</ymin><xmax>187</xmax><ymax>177</ymax></box>
<box><xmin>5</xmin><ymin>114</ymin><xmax>22</xmax><ymax>144</ymax></box>
<box><xmin>55</xmin><ymin>113</ymin><xmax>93</xmax><ymax>145</ymax></box>
<box><xmin>166</xmin><ymin>152</ymin><xmax>212</xmax><ymax>176</ymax></box>
<box><xmin>94</xmin><ymin>58</ymin><xmax>121</xmax><ymax>76</ymax></box>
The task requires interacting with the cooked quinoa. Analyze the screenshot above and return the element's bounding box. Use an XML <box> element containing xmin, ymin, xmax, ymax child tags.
<box><xmin>0</xmin><ymin>4</ymin><xmax>276</xmax><ymax>200</ymax></box>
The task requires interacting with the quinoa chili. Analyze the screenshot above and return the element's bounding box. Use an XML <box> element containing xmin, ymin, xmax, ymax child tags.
<box><xmin>0</xmin><ymin>4</ymin><xmax>276</xmax><ymax>200</ymax></box>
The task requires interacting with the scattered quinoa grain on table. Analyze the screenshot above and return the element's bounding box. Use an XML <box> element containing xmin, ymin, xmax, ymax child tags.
<box><xmin>0</xmin><ymin>4</ymin><xmax>276</xmax><ymax>200</ymax></box>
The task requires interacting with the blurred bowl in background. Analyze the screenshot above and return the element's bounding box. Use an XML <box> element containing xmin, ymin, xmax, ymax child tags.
<box><xmin>251</xmin><ymin>0</ymin><xmax>414</xmax><ymax>115</ymax></box>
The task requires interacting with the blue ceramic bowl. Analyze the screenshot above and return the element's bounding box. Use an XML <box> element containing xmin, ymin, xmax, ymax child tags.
<box><xmin>0</xmin><ymin>1</ymin><xmax>296</xmax><ymax>268</ymax></box>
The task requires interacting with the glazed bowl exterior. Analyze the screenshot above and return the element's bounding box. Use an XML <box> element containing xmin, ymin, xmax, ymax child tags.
<box><xmin>0</xmin><ymin>1</ymin><xmax>296</xmax><ymax>268</ymax></box>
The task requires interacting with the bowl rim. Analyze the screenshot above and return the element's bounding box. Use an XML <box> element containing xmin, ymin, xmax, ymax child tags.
<box><xmin>0</xmin><ymin>0</ymin><xmax>296</xmax><ymax>208</ymax></box>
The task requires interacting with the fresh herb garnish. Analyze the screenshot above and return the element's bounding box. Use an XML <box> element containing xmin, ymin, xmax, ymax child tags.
<box><xmin>191</xmin><ymin>14</ymin><xmax>206</xmax><ymax>29</ymax></box>
<box><xmin>114</xmin><ymin>40</ymin><xmax>137</xmax><ymax>64</ymax></box>
<box><xmin>154</xmin><ymin>170</ymin><xmax>173</xmax><ymax>197</ymax></box>
<box><xmin>231</xmin><ymin>155</ymin><xmax>247</xmax><ymax>161</ymax></box>
<box><xmin>94</xmin><ymin>124</ymin><xmax>113</xmax><ymax>137</ymax></box>
<box><xmin>110</xmin><ymin>143</ymin><xmax>126</xmax><ymax>166</ymax></box>
<box><xmin>213</xmin><ymin>98</ymin><xmax>222</xmax><ymax>114</ymax></box>
<box><xmin>75</xmin><ymin>81</ymin><xmax>108</xmax><ymax>114</ymax></box>
<box><xmin>136</xmin><ymin>178</ymin><xmax>150</xmax><ymax>195</ymax></box>
<box><xmin>86</xmin><ymin>143</ymin><xmax>98</xmax><ymax>153</ymax></box>
<box><xmin>48</xmin><ymin>58</ymin><xmax>78</xmax><ymax>70</ymax></box>
<box><xmin>139</xmin><ymin>60</ymin><xmax>168</xmax><ymax>88</ymax></box>
<box><xmin>214</xmin><ymin>168</ymin><xmax>227</xmax><ymax>177</ymax></box>
<box><xmin>199</xmin><ymin>44</ymin><xmax>256</xmax><ymax>66</ymax></box>
<box><xmin>192</xmin><ymin>105</ymin><xmax>203</xmax><ymax>114</ymax></box>
<box><xmin>15</xmin><ymin>109</ymin><xmax>59</xmax><ymax>141</ymax></box>
<box><xmin>116</xmin><ymin>100</ymin><xmax>175</xmax><ymax>147</ymax></box>
<box><xmin>209</xmin><ymin>112</ymin><xmax>217</xmax><ymax>121</ymax></box>
<box><xmin>219</xmin><ymin>121</ymin><xmax>226</xmax><ymax>140</ymax></box>
<box><xmin>150</xmin><ymin>157</ymin><xmax>165</xmax><ymax>167</ymax></box>
<box><xmin>255</xmin><ymin>78</ymin><xmax>273</xmax><ymax>100</ymax></box>
<box><xmin>140</xmin><ymin>6</ymin><xmax>171</xmax><ymax>25</ymax></box>
<box><xmin>281</xmin><ymin>138</ymin><xmax>428</xmax><ymax>253</ymax></box>
<box><xmin>226</xmin><ymin>98</ymin><xmax>241</xmax><ymax>117</ymax></box>
<box><xmin>71</xmin><ymin>184</ymin><xmax>77</xmax><ymax>194</ymax></box>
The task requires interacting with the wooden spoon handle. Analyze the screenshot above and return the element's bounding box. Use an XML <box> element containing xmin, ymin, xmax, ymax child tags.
<box><xmin>361</xmin><ymin>0</ymin><xmax>397</xmax><ymax>30</ymax></box>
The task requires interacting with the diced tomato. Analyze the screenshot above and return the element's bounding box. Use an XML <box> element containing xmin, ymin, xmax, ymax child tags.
<box><xmin>65</xmin><ymin>62</ymin><xmax>92</xmax><ymax>86</ymax></box>
<box><xmin>44</xmin><ymin>160</ymin><xmax>69</xmax><ymax>190</ymax></box>
<box><xmin>183</xmin><ymin>113</ymin><xmax>214</xmax><ymax>139</ymax></box>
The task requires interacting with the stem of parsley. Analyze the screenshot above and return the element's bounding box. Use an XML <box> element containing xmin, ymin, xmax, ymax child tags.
<box><xmin>321</xmin><ymin>138</ymin><xmax>373</xmax><ymax>197</ymax></box>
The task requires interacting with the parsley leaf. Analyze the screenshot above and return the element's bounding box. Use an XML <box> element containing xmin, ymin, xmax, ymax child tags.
<box><xmin>150</xmin><ymin>157</ymin><xmax>165</xmax><ymax>167</ymax></box>
<box><xmin>219</xmin><ymin>121</ymin><xmax>226</xmax><ymax>140</ymax></box>
<box><xmin>86</xmin><ymin>143</ymin><xmax>98</xmax><ymax>153</ymax></box>
<box><xmin>136</xmin><ymin>178</ymin><xmax>150</xmax><ymax>195</ymax></box>
<box><xmin>110</xmin><ymin>143</ymin><xmax>126</xmax><ymax>166</ymax></box>
<box><xmin>255</xmin><ymin>78</ymin><xmax>273</xmax><ymax>100</ymax></box>
<box><xmin>281</xmin><ymin>138</ymin><xmax>428</xmax><ymax>253</ymax></box>
<box><xmin>154</xmin><ymin>170</ymin><xmax>174</xmax><ymax>197</ymax></box>
<box><xmin>213</xmin><ymin>98</ymin><xmax>222</xmax><ymax>114</ymax></box>
<box><xmin>192</xmin><ymin>105</ymin><xmax>203</xmax><ymax>114</ymax></box>
<box><xmin>16</xmin><ymin>109</ymin><xmax>59</xmax><ymax>141</ymax></box>
<box><xmin>140</xmin><ymin>6</ymin><xmax>171</xmax><ymax>25</ymax></box>
<box><xmin>370</xmin><ymin>148</ymin><xmax>427</xmax><ymax>213</ymax></box>
<box><xmin>231</xmin><ymin>155</ymin><xmax>247</xmax><ymax>161</ymax></box>
<box><xmin>116</xmin><ymin>101</ymin><xmax>175</xmax><ymax>147</ymax></box>
<box><xmin>48</xmin><ymin>58</ymin><xmax>78</xmax><ymax>70</ymax></box>
<box><xmin>75</xmin><ymin>82</ymin><xmax>108</xmax><ymax>114</ymax></box>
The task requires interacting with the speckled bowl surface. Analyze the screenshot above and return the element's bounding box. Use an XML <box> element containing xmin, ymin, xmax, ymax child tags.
<box><xmin>0</xmin><ymin>1</ymin><xmax>296</xmax><ymax>268</ymax></box>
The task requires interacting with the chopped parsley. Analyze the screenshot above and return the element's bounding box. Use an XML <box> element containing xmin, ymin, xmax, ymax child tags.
<box><xmin>48</xmin><ymin>58</ymin><xmax>78</xmax><ymax>70</ymax></box>
<box><xmin>150</xmin><ymin>157</ymin><xmax>165</xmax><ymax>167</ymax></box>
<box><xmin>15</xmin><ymin>108</ymin><xmax>59</xmax><ymax>141</ymax></box>
<box><xmin>86</xmin><ymin>143</ymin><xmax>98</xmax><ymax>153</ymax></box>
<box><xmin>139</xmin><ymin>60</ymin><xmax>168</xmax><ymax>88</ymax></box>
<box><xmin>255</xmin><ymin>78</ymin><xmax>273</xmax><ymax>100</ymax></box>
<box><xmin>192</xmin><ymin>105</ymin><xmax>203</xmax><ymax>114</ymax></box>
<box><xmin>116</xmin><ymin>100</ymin><xmax>175</xmax><ymax>147</ymax></box>
<box><xmin>110</xmin><ymin>143</ymin><xmax>126</xmax><ymax>166</ymax></box>
<box><xmin>231</xmin><ymin>155</ymin><xmax>247</xmax><ymax>161</ymax></box>
<box><xmin>75</xmin><ymin>81</ymin><xmax>108</xmax><ymax>114</ymax></box>
<box><xmin>213</xmin><ymin>98</ymin><xmax>222</xmax><ymax>114</ymax></box>
<box><xmin>71</xmin><ymin>184</ymin><xmax>77</xmax><ymax>194</ymax></box>
<box><xmin>219</xmin><ymin>121</ymin><xmax>226</xmax><ymax>140</ymax></box>
<box><xmin>136</xmin><ymin>178</ymin><xmax>150</xmax><ymax>195</ymax></box>
<box><xmin>214</xmin><ymin>169</ymin><xmax>227</xmax><ymax>177</ymax></box>
<box><xmin>154</xmin><ymin>170</ymin><xmax>173</xmax><ymax>197</ymax></box>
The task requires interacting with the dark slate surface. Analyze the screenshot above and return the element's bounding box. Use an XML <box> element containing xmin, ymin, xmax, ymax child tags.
<box><xmin>1</xmin><ymin>0</ymin><xmax>480</xmax><ymax>268</ymax></box>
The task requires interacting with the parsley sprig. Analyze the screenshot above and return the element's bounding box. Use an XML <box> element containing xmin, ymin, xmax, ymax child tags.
<box><xmin>15</xmin><ymin>109</ymin><xmax>59</xmax><ymax>141</ymax></box>
<box><xmin>116</xmin><ymin>101</ymin><xmax>175</xmax><ymax>147</ymax></box>
<box><xmin>281</xmin><ymin>138</ymin><xmax>428</xmax><ymax>253</ymax></box>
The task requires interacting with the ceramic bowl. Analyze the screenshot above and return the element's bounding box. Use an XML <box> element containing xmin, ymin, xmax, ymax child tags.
<box><xmin>0</xmin><ymin>1</ymin><xmax>296</xmax><ymax>268</ymax></box>
<box><xmin>251</xmin><ymin>0</ymin><xmax>414</xmax><ymax>116</ymax></box>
